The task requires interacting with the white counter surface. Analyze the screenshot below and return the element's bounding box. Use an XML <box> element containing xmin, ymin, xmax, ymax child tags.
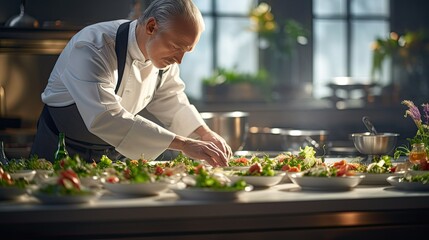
<box><xmin>1</xmin><ymin>182</ymin><xmax>429</xmax><ymax>239</ymax></box>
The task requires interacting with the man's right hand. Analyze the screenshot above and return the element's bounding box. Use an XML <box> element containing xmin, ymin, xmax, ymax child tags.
<box><xmin>168</xmin><ymin>135</ymin><xmax>228</xmax><ymax>167</ymax></box>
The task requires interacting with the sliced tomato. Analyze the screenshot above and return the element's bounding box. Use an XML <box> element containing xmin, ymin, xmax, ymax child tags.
<box><xmin>288</xmin><ymin>166</ymin><xmax>300</xmax><ymax>172</ymax></box>
<box><xmin>281</xmin><ymin>165</ymin><xmax>290</xmax><ymax>171</ymax></box>
<box><xmin>248</xmin><ymin>163</ymin><xmax>262</xmax><ymax>175</ymax></box>
<box><xmin>58</xmin><ymin>170</ymin><xmax>80</xmax><ymax>190</ymax></box>
<box><xmin>236</xmin><ymin>157</ymin><xmax>249</xmax><ymax>164</ymax></box>
<box><xmin>332</xmin><ymin>159</ymin><xmax>347</xmax><ymax>168</ymax></box>
<box><xmin>336</xmin><ymin>165</ymin><xmax>347</xmax><ymax>176</ymax></box>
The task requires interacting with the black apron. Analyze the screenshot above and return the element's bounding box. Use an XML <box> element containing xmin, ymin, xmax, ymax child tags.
<box><xmin>31</xmin><ymin>21</ymin><xmax>164</xmax><ymax>162</ymax></box>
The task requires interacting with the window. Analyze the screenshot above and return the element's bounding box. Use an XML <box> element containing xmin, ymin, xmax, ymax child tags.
<box><xmin>313</xmin><ymin>0</ymin><xmax>390</xmax><ymax>99</ymax></box>
<box><xmin>180</xmin><ymin>0</ymin><xmax>258</xmax><ymax>100</ymax></box>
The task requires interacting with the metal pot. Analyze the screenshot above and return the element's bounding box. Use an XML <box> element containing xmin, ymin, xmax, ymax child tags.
<box><xmin>200</xmin><ymin>111</ymin><xmax>249</xmax><ymax>152</ymax></box>
<box><xmin>351</xmin><ymin>132</ymin><xmax>399</xmax><ymax>155</ymax></box>
<box><xmin>244</xmin><ymin>127</ymin><xmax>328</xmax><ymax>155</ymax></box>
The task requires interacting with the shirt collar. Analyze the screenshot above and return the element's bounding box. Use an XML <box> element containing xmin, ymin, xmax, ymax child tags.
<box><xmin>128</xmin><ymin>20</ymin><xmax>150</xmax><ymax>65</ymax></box>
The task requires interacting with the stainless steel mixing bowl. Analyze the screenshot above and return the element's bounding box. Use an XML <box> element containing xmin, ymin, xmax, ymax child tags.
<box><xmin>351</xmin><ymin>132</ymin><xmax>399</xmax><ymax>155</ymax></box>
<box><xmin>200</xmin><ymin>111</ymin><xmax>249</xmax><ymax>152</ymax></box>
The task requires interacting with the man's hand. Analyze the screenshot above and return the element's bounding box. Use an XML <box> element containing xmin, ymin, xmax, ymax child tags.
<box><xmin>194</xmin><ymin>125</ymin><xmax>233</xmax><ymax>159</ymax></box>
<box><xmin>168</xmin><ymin>135</ymin><xmax>228</xmax><ymax>167</ymax></box>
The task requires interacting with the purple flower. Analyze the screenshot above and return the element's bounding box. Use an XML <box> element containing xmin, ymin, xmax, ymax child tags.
<box><xmin>402</xmin><ymin>100</ymin><xmax>422</xmax><ymax>127</ymax></box>
<box><xmin>422</xmin><ymin>103</ymin><xmax>429</xmax><ymax>125</ymax></box>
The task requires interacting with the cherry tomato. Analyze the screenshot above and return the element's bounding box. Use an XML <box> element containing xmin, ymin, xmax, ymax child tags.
<box><xmin>1</xmin><ymin>172</ymin><xmax>13</xmax><ymax>184</ymax></box>
<box><xmin>420</xmin><ymin>159</ymin><xmax>429</xmax><ymax>170</ymax></box>
<box><xmin>164</xmin><ymin>169</ymin><xmax>174</xmax><ymax>177</ymax></box>
<box><xmin>106</xmin><ymin>176</ymin><xmax>119</xmax><ymax>183</ymax></box>
<box><xmin>155</xmin><ymin>166</ymin><xmax>164</xmax><ymax>176</ymax></box>
<box><xmin>194</xmin><ymin>164</ymin><xmax>205</xmax><ymax>175</ymax></box>
<box><xmin>123</xmin><ymin>169</ymin><xmax>131</xmax><ymax>179</ymax></box>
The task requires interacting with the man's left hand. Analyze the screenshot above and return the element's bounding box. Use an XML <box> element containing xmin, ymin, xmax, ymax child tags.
<box><xmin>195</xmin><ymin>125</ymin><xmax>233</xmax><ymax>160</ymax></box>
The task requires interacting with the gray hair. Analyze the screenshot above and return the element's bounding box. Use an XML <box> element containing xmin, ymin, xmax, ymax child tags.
<box><xmin>138</xmin><ymin>0</ymin><xmax>205</xmax><ymax>31</ymax></box>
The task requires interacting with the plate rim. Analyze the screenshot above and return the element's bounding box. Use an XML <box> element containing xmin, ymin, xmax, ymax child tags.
<box><xmin>32</xmin><ymin>190</ymin><xmax>101</xmax><ymax>204</ymax></box>
<box><xmin>387</xmin><ymin>176</ymin><xmax>429</xmax><ymax>190</ymax></box>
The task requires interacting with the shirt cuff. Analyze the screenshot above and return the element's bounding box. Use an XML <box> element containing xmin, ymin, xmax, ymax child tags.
<box><xmin>115</xmin><ymin>116</ymin><xmax>176</xmax><ymax>160</ymax></box>
<box><xmin>169</xmin><ymin>105</ymin><xmax>207</xmax><ymax>137</ymax></box>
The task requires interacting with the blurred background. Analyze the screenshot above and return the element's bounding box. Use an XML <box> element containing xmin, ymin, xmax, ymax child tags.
<box><xmin>0</xmin><ymin>0</ymin><xmax>428</xmax><ymax>158</ymax></box>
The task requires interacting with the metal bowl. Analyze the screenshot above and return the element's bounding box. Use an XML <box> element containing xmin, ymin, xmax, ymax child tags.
<box><xmin>200</xmin><ymin>111</ymin><xmax>249</xmax><ymax>152</ymax></box>
<box><xmin>351</xmin><ymin>132</ymin><xmax>399</xmax><ymax>155</ymax></box>
<box><xmin>244</xmin><ymin>127</ymin><xmax>328</xmax><ymax>155</ymax></box>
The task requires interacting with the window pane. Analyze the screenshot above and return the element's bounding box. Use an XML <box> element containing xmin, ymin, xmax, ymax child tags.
<box><xmin>351</xmin><ymin>0</ymin><xmax>389</xmax><ymax>16</ymax></box>
<box><xmin>193</xmin><ymin>0</ymin><xmax>211</xmax><ymax>14</ymax></box>
<box><xmin>313</xmin><ymin>20</ymin><xmax>346</xmax><ymax>98</ymax></box>
<box><xmin>351</xmin><ymin>20</ymin><xmax>390</xmax><ymax>84</ymax></box>
<box><xmin>216</xmin><ymin>0</ymin><xmax>256</xmax><ymax>15</ymax></box>
<box><xmin>181</xmin><ymin>17</ymin><xmax>213</xmax><ymax>100</ymax></box>
<box><xmin>313</xmin><ymin>0</ymin><xmax>346</xmax><ymax>16</ymax></box>
<box><xmin>217</xmin><ymin>17</ymin><xmax>258</xmax><ymax>74</ymax></box>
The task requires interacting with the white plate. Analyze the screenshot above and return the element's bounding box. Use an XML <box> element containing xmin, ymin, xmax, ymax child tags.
<box><xmin>0</xmin><ymin>186</ymin><xmax>28</xmax><ymax>200</ymax></box>
<box><xmin>387</xmin><ymin>176</ymin><xmax>429</xmax><ymax>191</ymax></box>
<box><xmin>404</xmin><ymin>170</ymin><xmax>429</xmax><ymax>177</ymax></box>
<box><xmin>10</xmin><ymin>170</ymin><xmax>36</xmax><ymax>181</ymax></box>
<box><xmin>33</xmin><ymin>191</ymin><xmax>102</xmax><ymax>204</ymax></box>
<box><xmin>359</xmin><ymin>172</ymin><xmax>404</xmax><ymax>185</ymax></box>
<box><xmin>171</xmin><ymin>186</ymin><xmax>252</xmax><ymax>201</ymax></box>
<box><xmin>289</xmin><ymin>172</ymin><xmax>365</xmax><ymax>191</ymax></box>
<box><xmin>103</xmin><ymin>182</ymin><xmax>169</xmax><ymax>196</ymax></box>
<box><xmin>227</xmin><ymin>172</ymin><xmax>286</xmax><ymax>187</ymax></box>
<box><xmin>222</xmin><ymin>166</ymin><xmax>250</xmax><ymax>171</ymax></box>
<box><xmin>33</xmin><ymin>170</ymin><xmax>54</xmax><ymax>184</ymax></box>
<box><xmin>80</xmin><ymin>176</ymin><xmax>103</xmax><ymax>188</ymax></box>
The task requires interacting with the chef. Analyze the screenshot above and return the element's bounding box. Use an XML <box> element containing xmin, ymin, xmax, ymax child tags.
<box><xmin>30</xmin><ymin>0</ymin><xmax>231</xmax><ymax>166</ymax></box>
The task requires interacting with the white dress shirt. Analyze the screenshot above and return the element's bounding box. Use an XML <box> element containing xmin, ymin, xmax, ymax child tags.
<box><xmin>41</xmin><ymin>20</ymin><xmax>206</xmax><ymax>160</ymax></box>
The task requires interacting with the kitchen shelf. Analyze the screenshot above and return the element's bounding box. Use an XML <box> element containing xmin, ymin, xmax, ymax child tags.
<box><xmin>0</xmin><ymin>27</ymin><xmax>78</xmax><ymax>55</ymax></box>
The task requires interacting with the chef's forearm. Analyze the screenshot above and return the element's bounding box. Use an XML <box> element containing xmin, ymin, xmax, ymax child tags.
<box><xmin>168</xmin><ymin>135</ymin><xmax>188</xmax><ymax>151</ymax></box>
<box><xmin>193</xmin><ymin>125</ymin><xmax>210</xmax><ymax>138</ymax></box>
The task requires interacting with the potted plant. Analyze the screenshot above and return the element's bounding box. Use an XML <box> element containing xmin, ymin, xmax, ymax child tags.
<box><xmin>201</xmin><ymin>67</ymin><xmax>270</xmax><ymax>103</ymax></box>
<box><xmin>249</xmin><ymin>2</ymin><xmax>310</xmax><ymax>93</ymax></box>
<box><xmin>371</xmin><ymin>30</ymin><xmax>429</xmax><ymax>102</ymax></box>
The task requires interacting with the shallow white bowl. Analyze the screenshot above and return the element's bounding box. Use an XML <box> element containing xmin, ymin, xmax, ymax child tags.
<box><xmin>289</xmin><ymin>172</ymin><xmax>365</xmax><ymax>191</ymax></box>
<box><xmin>387</xmin><ymin>176</ymin><xmax>429</xmax><ymax>191</ymax></box>
<box><xmin>10</xmin><ymin>170</ymin><xmax>36</xmax><ymax>181</ymax></box>
<box><xmin>227</xmin><ymin>172</ymin><xmax>286</xmax><ymax>187</ymax></box>
<box><xmin>359</xmin><ymin>172</ymin><xmax>404</xmax><ymax>185</ymax></box>
<box><xmin>32</xmin><ymin>190</ymin><xmax>102</xmax><ymax>204</ymax></box>
<box><xmin>103</xmin><ymin>182</ymin><xmax>170</xmax><ymax>196</ymax></box>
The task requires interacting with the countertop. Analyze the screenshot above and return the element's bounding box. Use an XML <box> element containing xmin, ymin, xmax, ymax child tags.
<box><xmin>1</xmin><ymin>181</ymin><xmax>429</xmax><ymax>239</ymax></box>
